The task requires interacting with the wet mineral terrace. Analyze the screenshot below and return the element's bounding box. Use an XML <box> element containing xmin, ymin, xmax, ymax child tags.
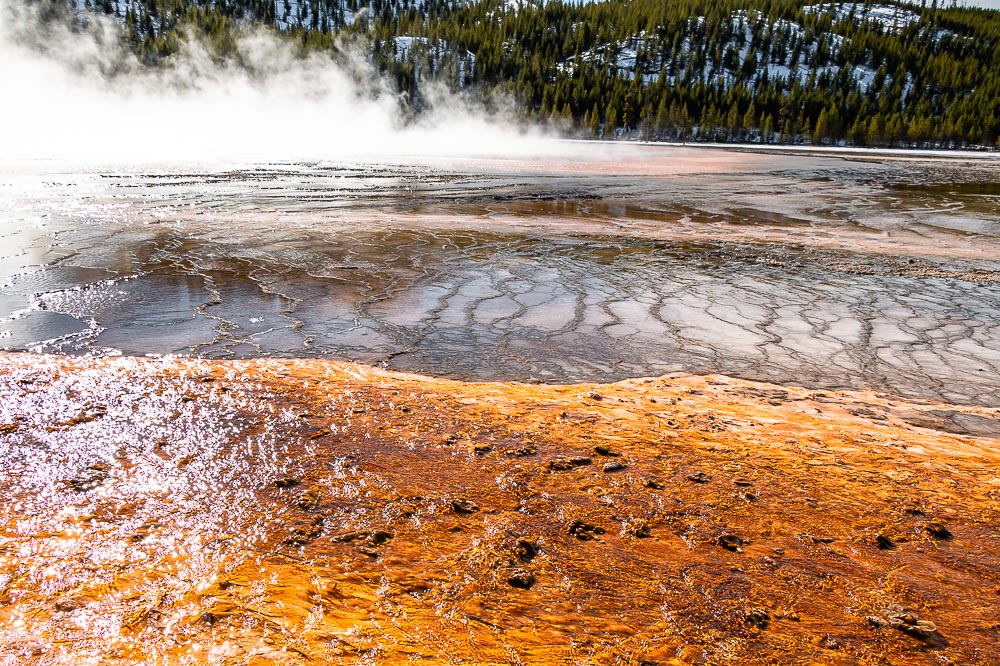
<box><xmin>2</xmin><ymin>146</ymin><xmax>1000</xmax><ymax>407</ymax></box>
<box><xmin>1</xmin><ymin>353</ymin><xmax>1000</xmax><ymax>664</ymax></box>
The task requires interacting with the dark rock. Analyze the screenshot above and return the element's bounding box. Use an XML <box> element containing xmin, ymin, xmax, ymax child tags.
<box><xmin>687</xmin><ymin>471</ymin><xmax>711</xmax><ymax>484</ymax></box>
<box><xmin>130</xmin><ymin>524</ymin><xmax>155</xmax><ymax>543</ymax></box>
<box><xmin>588</xmin><ymin>393</ymin><xmax>603</xmax><ymax>401</ymax></box>
<box><xmin>746</xmin><ymin>610</ymin><xmax>770</xmax><ymax>630</ymax></box>
<box><xmin>65</xmin><ymin>464</ymin><xmax>110</xmax><ymax>492</ymax></box>
<box><xmin>568</xmin><ymin>520</ymin><xmax>605</xmax><ymax>541</ymax></box>
<box><xmin>924</xmin><ymin>522</ymin><xmax>953</xmax><ymax>541</ymax></box>
<box><xmin>603</xmin><ymin>461</ymin><xmax>626</xmax><ymax>473</ymax></box>
<box><xmin>645</xmin><ymin>479</ymin><xmax>665</xmax><ymax>489</ymax></box>
<box><xmin>515</xmin><ymin>537</ymin><xmax>539</xmax><ymax>562</ymax></box>
<box><xmin>369</xmin><ymin>530</ymin><xmax>394</xmax><ymax>546</ymax></box>
<box><xmin>200</xmin><ymin>611</ymin><xmax>217</xmax><ymax>625</ymax></box>
<box><xmin>331</xmin><ymin>531</ymin><xmax>363</xmax><ymax>543</ymax></box>
<box><xmin>359</xmin><ymin>546</ymin><xmax>380</xmax><ymax>558</ymax></box>
<box><xmin>548</xmin><ymin>456</ymin><xmax>592</xmax><ymax>471</ymax></box>
<box><xmin>472</xmin><ymin>444</ymin><xmax>492</xmax><ymax>454</ymax></box>
<box><xmin>297</xmin><ymin>489</ymin><xmax>322</xmax><ymax>511</ymax></box>
<box><xmin>594</xmin><ymin>445</ymin><xmax>619</xmax><ymax>457</ymax></box>
<box><xmin>55</xmin><ymin>598</ymin><xmax>83</xmax><ymax>612</ymax></box>
<box><xmin>632</xmin><ymin>522</ymin><xmax>652</xmax><ymax>538</ymax></box>
<box><xmin>718</xmin><ymin>534</ymin><xmax>745</xmax><ymax>553</ymax></box>
<box><xmin>274</xmin><ymin>476</ymin><xmax>301</xmax><ymax>489</ymax></box>
<box><xmin>734</xmin><ymin>479</ymin><xmax>754</xmax><ymax>487</ymax></box>
<box><xmin>507</xmin><ymin>568</ymin><xmax>536</xmax><ymax>589</ymax></box>
<box><xmin>285</xmin><ymin>515</ymin><xmax>324</xmax><ymax>546</ymax></box>
<box><xmin>452</xmin><ymin>498</ymin><xmax>480</xmax><ymax>514</ymax></box>
<box><xmin>875</xmin><ymin>534</ymin><xmax>896</xmax><ymax>550</ymax></box>
<box><xmin>882</xmin><ymin>604</ymin><xmax>948</xmax><ymax>647</ymax></box>
<box><xmin>504</xmin><ymin>446</ymin><xmax>536</xmax><ymax>456</ymax></box>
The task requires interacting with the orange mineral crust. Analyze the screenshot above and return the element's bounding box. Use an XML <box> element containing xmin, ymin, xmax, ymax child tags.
<box><xmin>1</xmin><ymin>353</ymin><xmax>999</xmax><ymax>664</ymax></box>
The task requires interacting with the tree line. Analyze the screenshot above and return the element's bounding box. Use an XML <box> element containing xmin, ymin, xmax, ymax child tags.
<box><xmin>60</xmin><ymin>0</ymin><xmax>1000</xmax><ymax>147</ymax></box>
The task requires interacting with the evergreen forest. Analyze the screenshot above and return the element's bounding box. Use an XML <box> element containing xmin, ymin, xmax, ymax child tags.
<box><xmin>42</xmin><ymin>0</ymin><xmax>1000</xmax><ymax>147</ymax></box>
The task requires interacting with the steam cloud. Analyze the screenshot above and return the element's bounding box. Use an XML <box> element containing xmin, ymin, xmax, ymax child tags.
<box><xmin>0</xmin><ymin>0</ymin><xmax>554</xmax><ymax>163</ymax></box>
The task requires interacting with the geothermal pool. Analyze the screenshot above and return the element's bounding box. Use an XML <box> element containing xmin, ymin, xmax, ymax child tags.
<box><xmin>2</xmin><ymin>144</ymin><xmax>1000</xmax><ymax>405</ymax></box>
<box><xmin>3</xmin><ymin>145</ymin><xmax>1000</xmax><ymax>664</ymax></box>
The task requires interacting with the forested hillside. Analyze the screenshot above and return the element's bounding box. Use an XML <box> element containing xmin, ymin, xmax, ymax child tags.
<box><xmin>52</xmin><ymin>0</ymin><xmax>1000</xmax><ymax>147</ymax></box>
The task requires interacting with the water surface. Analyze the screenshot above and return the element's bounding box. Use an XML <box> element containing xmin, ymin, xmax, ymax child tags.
<box><xmin>2</xmin><ymin>145</ymin><xmax>999</xmax><ymax>405</ymax></box>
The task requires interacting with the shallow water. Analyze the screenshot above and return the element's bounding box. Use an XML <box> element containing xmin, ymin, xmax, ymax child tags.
<box><xmin>2</xmin><ymin>145</ymin><xmax>1000</xmax><ymax>404</ymax></box>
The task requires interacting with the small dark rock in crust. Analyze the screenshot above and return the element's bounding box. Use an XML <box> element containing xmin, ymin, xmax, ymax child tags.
<box><xmin>452</xmin><ymin>498</ymin><xmax>480</xmax><ymax>514</ymax></box>
<box><xmin>603</xmin><ymin>461</ymin><xmax>626</xmax><ymax>473</ymax></box>
<box><xmin>515</xmin><ymin>537</ymin><xmax>539</xmax><ymax>562</ymax></box>
<box><xmin>285</xmin><ymin>515</ymin><xmax>325</xmax><ymax>546</ymax></box>
<box><xmin>568</xmin><ymin>520</ymin><xmax>605</xmax><ymax>541</ymax></box>
<box><xmin>718</xmin><ymin>534</ymin><xmax>745</xmax><ymax>553</ymax></box>
<box><xmin>507</xmin><ymin>568</ymin><xmax>536</xmax><ymax>589</ymax></box>
<box><xmin>875</xmin><ymin>534</ymin><xmax>896</xmax><ymax>550</ymax></box>
<box><xmin>645</xmin><ymin>479</ymin><xmax>665</xmax><ymax>489</ymax></box>
<box><xmin>369</xmin><ymin>530</ymin><xmax>394</xmax><ymax>546</ymax></box>
<box><xmin>588</xmin><ymin>393</ymin><xmax>603</xmax><ymax>401</ymax></box>
<box><xmin>55</xmin><ymin>598</ymin><xmax>83</xmax><ymax>612</ymax></box>
<box><xmin>687</xmin><ymin>471</ymin><xmax>711</xmax><ymax>484</ymax></box>
<box><xmin>924</xmin><ymin>522</ymin><xmax>953</xmax><ymax>541</ymax></box>
<box><xmin>274</xmin><ymin>476</ymin><xmax>301</xmax><ymax>489</ymax></box>
<box><xmin>734</xmin><ymin>479</ymin><xmax>754</xmax><ymax>487</ymax></box>
<box><xmin>548</xmin><ymin>456</ymin><xmax>592</xmax><ymax>471</ymax></box>
<box><xmin>297</xmin><ymin>489</ymin><xmax>322</xmax><ymax>511</ymax></box>
<box><xmin>882</xmin><ymin>604</ymin><xmax>948</xmax><ymax>647</ymax></box>
<box><xmin>472</xmin><ymin>444</ymin><xmax>492</xmax><ymax>454</ymax></box>
<box><xmin>504</xmin><ymin>446</ymin><xmax>536</xmax><ymax>456</ymax></box>
<box><xmin>866</xmin><ymin>615</ymin><xmax>885</xmax><ymax>629</ymax></box>
<box><xmin>746</xmin><ymin>609</ymin><xmax>770</xmax><ymax>630</ymax></box>
<box><xmin>200</xmin><ymin>611</ymin><xmax>217</xmax><ymax>626</ymax></box>
<box><xmin>632</xmin><ymin>522</ymin><xmax>652</xmax><ymax>538</ymax></box>
<box><xmin>65</xmin><ymin>464</ymin><xmax>110</xmax><ymax>492</ymax></box>
<box><xmin>594</xmin><ymin>445</ymin><xmax>619</xmax><ymax>457</ymax></box>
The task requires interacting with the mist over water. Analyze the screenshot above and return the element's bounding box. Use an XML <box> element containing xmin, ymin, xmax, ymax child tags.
<box><xmin>0</xmin><ymin>0</ymin><xmax>556</xmax><ymax>162</ymax></box>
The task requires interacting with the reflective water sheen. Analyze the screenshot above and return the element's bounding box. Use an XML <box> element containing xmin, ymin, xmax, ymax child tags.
<box><xmin>2</xmin><ymin>145</ymin><xmax>1000</xmax><ymax>405</ymax></box>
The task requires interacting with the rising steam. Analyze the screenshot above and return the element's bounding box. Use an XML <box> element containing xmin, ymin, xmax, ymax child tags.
<box><xmin>0</xmin><ymin>0</ymin><xmax>552</xmax><ymax>163</ymax></box>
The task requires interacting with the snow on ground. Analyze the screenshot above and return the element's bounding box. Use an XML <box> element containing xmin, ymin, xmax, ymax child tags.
<box><xmin>560</xmin><ymin>5</ymin><xmax>930</xmax><ymax>96</ymax></box>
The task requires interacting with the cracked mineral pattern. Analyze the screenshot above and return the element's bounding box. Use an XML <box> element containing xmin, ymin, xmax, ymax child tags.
<box><xmin>2</xmin><ymin>147</ymin><xmax>1000</xmax><ymax>409</ymax></box>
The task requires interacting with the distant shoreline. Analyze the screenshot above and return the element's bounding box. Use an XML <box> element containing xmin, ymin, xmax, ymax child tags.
<box><xmin>565</xmin><ymin>138</ymin><xmax>1000</xmax><ymax>161</ymax></box>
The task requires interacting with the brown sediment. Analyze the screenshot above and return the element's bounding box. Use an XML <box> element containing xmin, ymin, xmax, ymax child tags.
<box><xmin>1</xmin><ymin>353</ymin><xmax>999</xmax><ymax>664</ymax></box>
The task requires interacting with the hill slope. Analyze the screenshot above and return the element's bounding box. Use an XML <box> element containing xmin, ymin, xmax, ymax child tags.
<box><xmin>44</xmin><ymin>0</ymin><xmax>1000</xmax><ymax>146</ymax></box>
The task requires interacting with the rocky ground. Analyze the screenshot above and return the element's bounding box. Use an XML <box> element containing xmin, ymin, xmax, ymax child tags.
<box><xmin>1</xmin><ymin>352</ymin><xmax>999</xmax><ymax>664</ymax></box>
